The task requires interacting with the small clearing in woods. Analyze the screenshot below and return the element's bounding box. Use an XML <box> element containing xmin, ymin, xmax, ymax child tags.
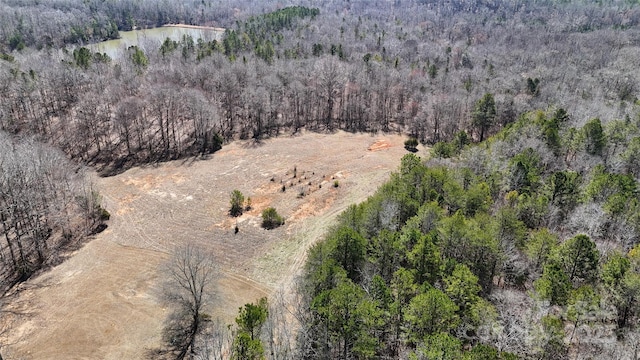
<box><xmin>1</xmin><ymin>131</ymin><xmax>427</xmax><ymax>360</ymax></box>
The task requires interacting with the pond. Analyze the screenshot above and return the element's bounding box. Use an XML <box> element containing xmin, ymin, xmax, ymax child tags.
<box><xmin>89</xmin><ymin>25</ymin><xmax>225</xmax><ymax>59</ymax></box>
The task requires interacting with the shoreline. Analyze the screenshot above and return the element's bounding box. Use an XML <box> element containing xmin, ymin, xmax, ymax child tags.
<box><xmin>162</xmin><ymin>23</ymin><xmax>225</xmax><ymax>32</ymax></box>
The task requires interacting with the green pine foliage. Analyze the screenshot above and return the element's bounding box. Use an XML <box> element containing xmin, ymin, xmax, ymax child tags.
<box><xmin>223</xmin><ymin>6</ymin><xmax>320</xmax><ymax>63</ymax></box>
<box><xmin>261</xmin><ymin>207</ymin><xmax>284</xmax><ymax>229</ymax></box>
<box><xmin>229</xmin><ymin>190</ymin><xmax>245</xmax><ymax>217</ymax></box>
<box><xmin>232</xmin><ymin>298</ymin><xmax>268</xmax><ymax>360</ymax></box>
<box><xmin>301</xmin><ymin>107</ymin><xmax>640</xmax><ymax>358</ymax></box>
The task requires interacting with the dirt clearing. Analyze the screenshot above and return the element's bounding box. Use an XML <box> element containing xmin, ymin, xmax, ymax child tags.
<box><xmin>1</xmin><ymin>132</ymin><xmax>427</xmax><ymax>359</ymax></box>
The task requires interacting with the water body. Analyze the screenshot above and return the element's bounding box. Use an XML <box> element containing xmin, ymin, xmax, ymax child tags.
<box><xmin>89</xmin><ymin>25</ymin><xmax>225</xmax><ymax>59</ymax></box>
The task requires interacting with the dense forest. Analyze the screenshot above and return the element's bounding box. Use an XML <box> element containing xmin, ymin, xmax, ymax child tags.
<box><xmin>2</xmin><ymin>0</ymin><xmax>640</xmax><ymax>359</ymax></box>
<box><xmin>294</xmin><ymin>108</ymin><xmax>640</xmax><ymax>359</ymax></box>
<box><xmin>2</xmin><ymin>0</ymin><xmax>640</xmax><ymax>174</ymax></box>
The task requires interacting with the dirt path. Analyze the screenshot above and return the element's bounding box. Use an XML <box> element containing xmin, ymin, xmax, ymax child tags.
<box><xmin>1</xmin><ymin>132</ymin><xmax>428</xmax><ymax>359</ymax></box>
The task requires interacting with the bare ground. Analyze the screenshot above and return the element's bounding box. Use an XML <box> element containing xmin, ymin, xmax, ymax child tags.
<box><xmin>0</xmin><ymin>132</ymin><xmax>427</xmax><ymax>359</ymax></box>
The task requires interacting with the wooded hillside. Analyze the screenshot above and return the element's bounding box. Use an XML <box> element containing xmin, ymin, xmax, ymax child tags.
<box><xmin>295</xmin><ymin>108</ymin><xmax>640</xmax><ymax>358</ymax></box>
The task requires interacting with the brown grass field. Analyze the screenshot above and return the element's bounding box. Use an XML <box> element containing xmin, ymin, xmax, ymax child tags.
<box><xmin>0</xmin><ymin>131</ymin><xmax>427</xmax><ymax>359</ymax></box>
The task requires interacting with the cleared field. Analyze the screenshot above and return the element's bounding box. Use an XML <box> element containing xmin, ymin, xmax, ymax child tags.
<box><xmin>1</xmin><ymin>132</ymin><xmax>426</xmax><ymax>359</ymax></box>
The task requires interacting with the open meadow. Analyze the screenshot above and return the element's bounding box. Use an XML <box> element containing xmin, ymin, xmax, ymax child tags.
<box><xmin>0</xmin><ymin>132</ymin><xmax>422</xmax><ymax>359</ymax></box>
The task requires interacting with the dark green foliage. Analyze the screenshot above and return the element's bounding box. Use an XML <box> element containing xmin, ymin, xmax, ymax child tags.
<box><xmin>160</xmin><ymin>37</ymin><xmax>179</xmax><ymax>57</ymax></box>
<box><xmin>404</xmin><ymin>137</ymin><xmax>419</xmax><ymax>152</ymax></box>
<box><xmin>428</xmin><ymin>64</ymin><xmax>438</xmax><ymax>79</ymax></box>
<box><xmin>613</xmin><ymin>270</ymin><xmax>640</xmax><ymax>329</ymax></box>
<box><xmin>602</xmin><ymin>249</ymin><xmax>640</xmax><ymax>329</ymax></box>
<box><xmin>229</xmin><ymin>190</ymin><xmax>245</xmax><ymax>217</ymax></box>
<box><xmin>495</xmin><ymin>208</ymin><xmax>528</xmax><ymax>249</ymax></box>
<box><xmin>261</xmin><ymin>207</ymin><xmax>284</xmax><ymax>229</ymax></box>
<box><xmin>410</xmin><ymin>332</ymin><xmax>462</xmax><ymax>359</ymax></box>
<box><xmin>553</xmin><ymin>108</ymin><xmax>569</xmax><ymax>123</ymax></box>
<box><xmin>432</xmin><ymin>141</ymin><xmax>455</xmax><ymax>158</ymax></box>
<box><xmin>235</xmin><ymin>297</ymin><xmax>268</xmax><ymax>340</ymax></box>
<box><xmin>407</xmin><ymin>231</ymin><xmax>440</xmax><ymax>285</ymax></box>
<box><xmin>312</xmin><ymin>273</ymin><xmax>382</xmax><ymax>359</ymax></box>
<box><xmin>432</xmin><ymin>132</ymin><xmax>470</xmax><ymax>159</ymax></box>
<box><xmin>526</xmin><ymin>77</ymin><xmax>540</xmax><ymax>95</ymax></box>
<box><xmin>535</xmin><ymin>261</ymin><xmax>571</xmax><ymax>305</ymax></box>
<box><xmin>602</xmin><ymin>252</ymin><xmax>630</xmax><ymax>288</ymax></box>
<box><xmin>538</xmin><ymin>315</ymin><xmax>568</xmax><ymax>360</ymax></box>
<box><xmin>231</xmin><ymin>332</ymin><xmax>264</xmax><ymax>360</ymax></box>
<box><xmin>300</xmin><ymin>155</ymin><xmax>514</xmax><ymax>358</ymax></box>
<box><xmin>508</xmin><ymin>148</ymin><xmax>541</xmax><ymax>195</ymax></box>
<box><xmin>407</xmin><ymin>201</ymin><xmax>444</xmax><ymax>234</ymax></box>
<box><xmin>583</xmin><ymin>118</ymin><xmax>606</xmax><ymax>156</ymax></box>
<box><xmin>8</xmin><ymin>33</ymin><xmax>25</xmax><ymax>51</ymax></box>
<box><xmin>541</xmin><ymin>113</ymin><xmax>561</xmax><ymax>153</ymax></box>
<box><xmin>464</xmin><ymin>344</ymin><xmax>499</xmax><ymax>360</ymax></box>
<box><xmin>312</xmin><ymin>43</ymin><xmax>324</xmax><ymax>56</ymax></box>
<box><xmin>0</xmin><ymin>53</ymin><xmax>15</xmax><ymax>62</ymax></box>
<box><xmin>305</xmin><ymin>248</ymin><xmax>343</xmax><ymax>297</ymax></box>
<box><xmin>534</xmin><ymin>234</ymin><xmax>599</xmax><ymax>305</ymax></box>
<box><xmin>370</xmin><ymin>230</ymin><xmax>405</xmax><ymax>282</ymax></box>
<box><xmin>512</xmin><ymin>192</ymin><xmax>549</xmax><ymax>229</ymax></box>
<box><xmin>557</xmin><ymin>234</ymin><xmax>599</xmax><ymax>284</ymax></box>
<box><xmin>406</xmin><ymin>288</ymin><xmax>459</xmax><ymax>341</ymax></box>
<box><xmin>99</xmin><ymin>208</ymin><xmax>111</xmax><ymax>222</ymax></box>
<box><xmin>223</xmin><ymin>6</ymin><xmax>319</xmax><ymax>62</ymax></box>
<box><xmin>443</xmin><ymin>264</ymin><xmax>482</xmax><ymax>321</ymax></box>
<box><xmin>298</xmin><ymin>120</ymin><xmax>640</xmax><ymax>357</ymax></box>
<box><xmin>549</xmin><ymin>171</ymin><xmax>580</xmax><ymax>210</ymax></box>
<box><xmin>92</xmin><ymin>52</ymin><xmax>110</xmax><ymax>64</ymax></box>
<box><xmin>73</xmin><ymin>47</ymin><xmax>92</xmax><ymax>69</ymax></box>
<box><xmin>129</xmin><ymin>45</ymin><xmax>148</xmax><ymax>70</ymax></box>
<box><xmin>180</xmin><ymin>35</ymin><xmax>195</xmax><ymax>60</ymax></box>
<box><xmin>438</xmin><ymin>212</ymin><xmax>501</xmax><ymax>293</ymax></box>
<box><xmin>194</xmin><ymin>131</ymin><xmax>223</xmax><ymax>155</ymax></box>
<box><xmin>472</xmin><ymin>93</ymin><xmax>496</xmax><ymax>142</ymax></box>
<box><xmin>583</xmin><ymin>165</ymin><xmax>636</xmax><ymax>215</ymax></box>
<box><xmin>196</xmin><ymin>38</ymin><xmax>223</xmax><ymax>61</ymax></box>
<box><xmin>73</xmin><ymin>47</ymin><xmax>111</xmax><ymax>69</ymax></box>
<box><xmin>453</xmin><ymin>131</ymin><xmax>471</xmax><ymax>151</ymax></box>
<box><xmin>621</xmin><ymin>137</ymin><xmax>640</xmax><ymax>177</ymax></box>
<box><xmin>232</xmin><ymin>298</ymin><xmax>268</xmax><ymax>360</ymax></box>
<box><xmin>464</xmin><ymin>181</ymin><xmax>492</xmax><ymax>216</ymax></box>
<box><xmin>327</xmin><ymin>226</ymin><xmax>366</xmax><ymax>281</ymax></box>
<box><xmin>525</xmin><ymin>229</ymin><xmax>559</xmax><ymax>269</ymax></box>
<box><xmin>567</xmin><ymin>285</ymin><xmax>600</xmax><ymax>338</ymax></box>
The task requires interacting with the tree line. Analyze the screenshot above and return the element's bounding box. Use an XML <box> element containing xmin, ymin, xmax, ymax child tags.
<box><xmin>0</xmin><ymin>132</ymin><xmax>106</xmax><ymax>293</ymax></box>
<box><xmin>1</xmin><ymin>0</ymin><xmax>640</xmax><ymax>176</ymax></box>
<box><xmin>292</xmin><ymin>104</ymin><xmax>640</xmax><ymax>359</ymax></box>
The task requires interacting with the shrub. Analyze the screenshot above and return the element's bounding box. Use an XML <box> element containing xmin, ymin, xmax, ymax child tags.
<box><xmin>99</xmin><ymin>208</ymin><xmax>111</xmax><ymax>221</ymax></box>
<box><xmin>404</xmin><ymin>137</ymin><xmax>419</xmax><ymax>152</ymax></box>
<box><xmin>261</xmin><ymin>207</ymin><xmax>284</xmax><ymax>229</ymax></box>
<box><xmin>230</xmin><ymin>190</ymin><xmax>245</xmax><ymax>217</ymax></box>
<box><xmin>432</xmin><ymin>141</ymin><xmax>454</xmax><ymax>158</ymax></box>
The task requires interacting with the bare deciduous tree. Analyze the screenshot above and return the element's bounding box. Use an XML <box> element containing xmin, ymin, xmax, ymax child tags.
<box><xmin>162</xmin><ymin>244</ymin><xmax>217</xmax><ymax>360</ymax></box>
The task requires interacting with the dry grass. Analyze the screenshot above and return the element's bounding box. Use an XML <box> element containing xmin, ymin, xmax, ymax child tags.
<box><xmin>0</xmin><ymin>131</ymin><xmax>428</xmax><ymax>359</ymax></box>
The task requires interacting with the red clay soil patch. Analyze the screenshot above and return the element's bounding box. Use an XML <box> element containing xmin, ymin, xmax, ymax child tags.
<box><xmin>368</xmin><ymin>138</ymin><xmax>393</xmax><ymax>151</ymax></box>
<box><xmin>0</xmin><ymin>131</ymin><xmax>423</xmax><ymax>360</ymax></box>
<box><xmin>288</xmin><ymin>189</ymin><xmax>338</xmax><ymax>223</ymax></box>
